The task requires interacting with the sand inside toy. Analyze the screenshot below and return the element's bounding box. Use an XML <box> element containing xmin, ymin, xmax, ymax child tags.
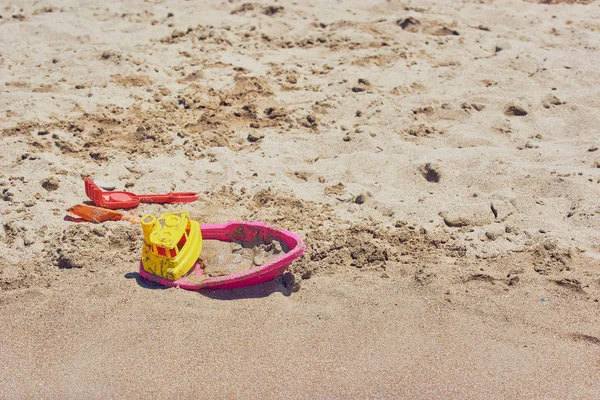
<box><xmin>196</xmin><ymin>239</ymin><xmax>285</xmax><ymax>278</ymax></box>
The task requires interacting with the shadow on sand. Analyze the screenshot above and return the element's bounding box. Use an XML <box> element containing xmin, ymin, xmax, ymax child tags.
<box><xmin>124</xmin><ymin>271</ymin><xmax>298</xmax><ymax>299</ymax></box>
<box><xmin>124</xmin><ymin>272</ymin><xmax>168</xmax><ymax>290</ymax></box>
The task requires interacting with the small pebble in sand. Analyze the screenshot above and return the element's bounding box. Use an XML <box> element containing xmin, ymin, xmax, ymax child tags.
<box><xmin>247</xmin><ymin>131</ymin><xmax>265</xmax><ymax>142</ymax></box>
<box><xmin>286</xmin><ymin>74</ymin><xmax>297</xmax><ymax>84</ymax></box>
<box><xmin>420</xmin><ymin>162</ymin><xmax>442</xmax><ymax>183</ymax></box>
<box><xmin>94</xmin><ymin>180</ymin><xmax>116</xmax><ymax>191</ymax></box>
<box><xmin>263</xmin><ymin>5</ymin><xmax>283</xmax><ymax>16</ymax></box>
<box><xmin>41</xmin><ymin>177</ymin><xmax>59</xmax><ymax>191</ymax></box>
<box><xmin>397</xmin><ymin>17</ymin><xmax>420</xmax><ymax>30</ymax></box>
<box><xmin>89</xmin><ymin>151</ymin><xmax>108</xmax><ymax>161</ymax></box>
<box><xmin>441</xmin><ymin>203</ymin><xmax>495</xmax><ymax>228</ymax></box>
<box><xmin>504</xmin><ymin>103</ymin><xmax>528</xmax><ymax>116</ymax></box>
<box><xmin>495</xmin><ymin>41</ymin><xmax>511</xmax><ymax>53</ymax></box>
<box><xmin>171</xmin><ymin>29</ymin><xmax>185</xmax><ymax>39</ymax></box>
<box><xmin>542</xmin><ymin>94</ymin><xmax>564</xmax><ymax>108</ymax></box>
<box><xmin>354</xmin><ymin>193</ymin><xmax>367</xmax><ymax>204</ymax></box>
<box><xmin>588</xmin><ymin>145</ymin><xmax>598</xmax><ymax>152</ymax></box>
<box><xmin>525</xmin><ymin>141</ymin><xmax>539</xmax><ymax>149</ymax></box>
<box><xmin>485</xmin><ymin>226</ymin><xmax>504</xmax><ymax>241</ymax></box>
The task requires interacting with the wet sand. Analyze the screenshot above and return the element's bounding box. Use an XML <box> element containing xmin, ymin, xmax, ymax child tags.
<box><xmin>199</xmin><ymin>239</ymin><xmax>283</xmax><ymax>277</ymax></box>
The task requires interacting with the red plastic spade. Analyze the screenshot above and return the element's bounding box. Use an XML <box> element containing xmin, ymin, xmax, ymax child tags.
<box><xmin>84</xmin><ymin>179</ymin><xmax>198</xmax><ymax>209</ymax></box>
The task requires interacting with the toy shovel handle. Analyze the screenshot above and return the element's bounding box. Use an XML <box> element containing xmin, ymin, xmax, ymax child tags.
<box><xmin>137</xmin><ymin>192</ymin><xmax>198</xmax><ymax>204</ymax></box>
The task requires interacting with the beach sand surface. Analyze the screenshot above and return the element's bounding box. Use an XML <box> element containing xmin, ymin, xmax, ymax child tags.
<box><xmin>1</xmin><ymin>0</ymin><xmax>600</xmax><ymax>398</ymax></box>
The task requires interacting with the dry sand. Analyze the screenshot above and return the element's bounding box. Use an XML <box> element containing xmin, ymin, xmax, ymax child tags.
<box><xmin>1</xmin><ymin>0</ymin><xmax>600</xmax><ymax>398</ymax></box>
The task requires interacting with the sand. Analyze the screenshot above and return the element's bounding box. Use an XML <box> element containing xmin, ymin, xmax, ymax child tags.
<box><xmin>200</xmin><ymin>239</ymin><xmax>284</xmax><ymax>277</ymax></box>
<box><xmin>1</xmin><ymin>0</ymin><xmax>600</xmax><ymax>398</ymax></box>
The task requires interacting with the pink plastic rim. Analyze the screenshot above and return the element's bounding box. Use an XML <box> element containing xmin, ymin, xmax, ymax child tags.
<box><xmin>138</xmin><ymin>221</ymin><xmax>306</xmax><ymax>290</ymax></box>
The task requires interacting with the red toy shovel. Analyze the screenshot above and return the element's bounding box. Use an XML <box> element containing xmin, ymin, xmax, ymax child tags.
<box><xmin>84</xmin><ymin>179</ymin><xmax>198</xmax><ymax>209</ymax></box>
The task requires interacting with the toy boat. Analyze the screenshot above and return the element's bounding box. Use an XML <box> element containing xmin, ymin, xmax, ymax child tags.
<box><xmin>141</xmin><ymin>211</ymin><xmax>203</xmax><ymax>281</ymax></box>
<box><xmin>139</xmin><ymin>214</ymin><xmax>306</xmax><ymax>290</ymax></box>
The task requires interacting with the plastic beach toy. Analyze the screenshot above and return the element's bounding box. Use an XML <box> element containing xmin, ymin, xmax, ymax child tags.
<box><xmin>141</xmin><ymin>211</ymin><xmax>203</xmax><ymax>281</ymax></box>
<box><xmin>84</xmin><ymin>179</ymin><xmax>198</xmax><ymax>209</ymax></box>
<box><xmin>67</xmin><ymin>204</ymin><xmax>138</xmax><ymax>224</ymax></box>
<box><xmin>139</xmin><ymin>216</ymin><xmax>306</xmax><ymax>290</ymax></box>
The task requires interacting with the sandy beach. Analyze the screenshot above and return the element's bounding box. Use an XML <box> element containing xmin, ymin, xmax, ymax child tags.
<box><xmin>1</xmin><ymin>0</ymin><xmax>600</xmax><ymax>398</ymax></box>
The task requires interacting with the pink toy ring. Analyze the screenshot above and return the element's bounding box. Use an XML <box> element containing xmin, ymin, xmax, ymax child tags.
<box><xmin>138</xmin><ymin>221</ymin><xmax>306</xmax><ymax>290</ymax></box>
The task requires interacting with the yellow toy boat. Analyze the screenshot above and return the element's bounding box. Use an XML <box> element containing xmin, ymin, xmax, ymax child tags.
<box><xmin>140</xmin><ymin>211</ymin><xmax>202</xmax><ymax>281</ymax></box>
